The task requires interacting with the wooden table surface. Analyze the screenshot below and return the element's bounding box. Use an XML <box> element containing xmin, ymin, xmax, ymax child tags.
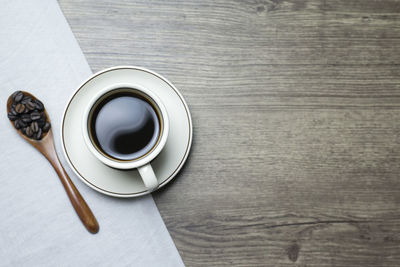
<box><xmin>59</xmin><ymin>0</ymin><xmax>400</xmax><ymax>266</ymax></box>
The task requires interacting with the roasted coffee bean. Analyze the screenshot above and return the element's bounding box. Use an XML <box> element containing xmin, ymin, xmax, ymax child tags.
<box><xmin>30</xmin><ymin>121</ymin><xmax>39</xmax><ymax>133</ymax></box>
<box><xmin>11</xmin><ymin>90</ymin><xmax>21</xmax><ymax>99</ymax></box>
<box><xmin>42</xmin><ymin>122</ymin><xmax>51</xmax><ymax>132</ymax></box>
<box><xmin>13</xmin><ymin>91</ymin><xmax>23</xmax><ymax>102</ymax></box>
<box><xmin>21</xmin><ymin>95</ymin><xmax>31</xmax><ymax>103</ymax></box>
<box><xmin>26</xmin><ymin>101</ymin><xmax>36</xmax><ymax>111</ymax></box>
<box><xmin>37</xmin><ymin>114</ymin><xmax>46</xmax><ymax>121</ymax></box>
<box><xmin>30</xmin><ymin>111</ymin><xmax>41</xmax><ymax>120</ymax></box>
<box><xmin>14</xmin><ymin>120</ymin><xmax>21</xmax><ymax>129</ymax></box>
<box><xmin>34</xmin><ymin>100</ymin><xmax>44</xmax><ymax>111</ymax></box>
<box><xmin>10</xmin><ymin>107</ymin><xmax>18</xmax><ymax>116</ymax></box>
<box><xmin>21</xmin><ymin>114</ymin><xmax>32</xmax><ymax>123</ymax></box>
<box><xmin>19</xmin><ymin>120</ymin><xmax>27</xmax><ymax>128</ymax></box>
<box><xmin>7</xmin><ymin>112</ymin><xmax>18</xmax><ymax>121</ymax></box>
<box><xmin>7</xmin><ymin>91</ymin><xmax>49</xmax><ymax>140</ymax></box>
<box><xmin>15</xmin><ymin>103</ymin><xmax>25</xmax><ymax>113</ymax></box>
<box><xmin>21</xmin><ymin>99</ymin><xmax>31</xmax><ymax>105</ymax></box>
<box><xmin>34</xmin><ymin>128</ymin><xmax>42</xmax><ymax>140</ymax></box>
<box><xmin>25</xmin><ymin>126</ymin><xmax>33</xmax><ymax>137</ymax></box>
<box><xmin>37</xmin><ymin>118</ymin><xmax>46</xmax><ymax>127</ymax></box>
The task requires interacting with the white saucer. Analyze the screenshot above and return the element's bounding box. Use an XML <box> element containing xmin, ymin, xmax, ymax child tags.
<box><xmin>61</xmin><ymin>66</ymin><xmax>193</xmax><ymax>197</ymax></box>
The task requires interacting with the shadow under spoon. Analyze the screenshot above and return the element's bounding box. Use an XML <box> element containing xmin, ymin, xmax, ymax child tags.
<box><xmin>7</xmin><ymin>91</ymin><xmax>99</xmax><ymax>234</ymax></box>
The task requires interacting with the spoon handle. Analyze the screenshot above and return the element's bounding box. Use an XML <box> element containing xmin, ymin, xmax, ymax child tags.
<box><xmin>39</xmin><ymin>137</ymin><xmax>99</xmax><ymax>234</ymax></box>
<box><xmin>50</xmin><ymin>154</ymin><xmax>100</xmax><ymax>234</ymax></box>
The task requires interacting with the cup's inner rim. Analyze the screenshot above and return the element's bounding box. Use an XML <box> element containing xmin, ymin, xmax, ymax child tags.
<box><xmin>87</xmin><ymin>87</ymin><xmax>164</xmax><ymax>163</ymax></box>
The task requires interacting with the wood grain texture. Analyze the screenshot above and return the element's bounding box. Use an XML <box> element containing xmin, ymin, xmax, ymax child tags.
<box><xmin>58</xmin><ymin>0</ymin><xmax>400</xmax><ymax>265</ymax></box>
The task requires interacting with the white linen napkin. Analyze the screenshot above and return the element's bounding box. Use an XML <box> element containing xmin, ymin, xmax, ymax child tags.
<box><xmin>0</xmin><ymin>1</ymin><xmax>184</xmax><ymax>266</ymax></box>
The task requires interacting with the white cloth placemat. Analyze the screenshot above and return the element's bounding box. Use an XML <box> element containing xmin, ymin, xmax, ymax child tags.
<box><xmin>0</xmin><ymin>1</ymin><xmax>184</xmax><ymax>266</ymax></box>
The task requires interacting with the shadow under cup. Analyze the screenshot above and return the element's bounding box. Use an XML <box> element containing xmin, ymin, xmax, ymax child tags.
<box><xmin>87</xmin><ymin>88</ymin><xmax>165</xmax><ymax>164</ymax></box>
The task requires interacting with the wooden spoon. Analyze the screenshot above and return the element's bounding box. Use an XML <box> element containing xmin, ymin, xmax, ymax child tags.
<box><xmin>7</xmin><ymin>91</ymin><xmax>99</xmax><ymax>234</ymax></box>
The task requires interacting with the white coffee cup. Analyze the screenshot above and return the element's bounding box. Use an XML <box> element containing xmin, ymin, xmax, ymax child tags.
<box><xmin>82</xmin><ymin>83</ymin><xmax>169</xmax><ymax>192</ymax></box>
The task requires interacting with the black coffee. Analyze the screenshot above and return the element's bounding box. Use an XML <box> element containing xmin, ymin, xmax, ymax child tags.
<box><xmin>89</xmin><ymin>91</ymin><xmax>160</xmax><ymax>160</ymax></box>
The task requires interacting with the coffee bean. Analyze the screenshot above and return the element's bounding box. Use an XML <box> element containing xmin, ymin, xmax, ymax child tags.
<box><xmin>14</xmin><ymin>120</ymin><xmax>21</xmax><ymax>129</ymax></box>
<box><xmin>13</xmin><ymin>91</ymin><xmax>23</xmax><ymax>102</ymax></box>
<box><xmin>34</xmin><ymin>100</ymin><xmax>44</xmax><ymax>111</ymax></box>
<box><xmin>19</xmin><ymin>120</ymin><xmax>27</xmax><ymax>128</ymax></box>
<box><xmin>30</xmin><ymin>121</ymin><xmax>39</xmax><ymax>133</ymax></box>
<box><xmin>21</xmin><ymin>95</ymin><xmax>31</xmax><ymax>103</ymax></box>
<box><xmin>30</xmin><ymin>111</ymin><xmax>41</xmax><ymax>120</ymax></box>
<box><xmin>37</xmin><ymin>118</ymin><xmax>46</xmax><ymax>127</ymax></box>
<box><xmin>15</xmin><ymin>103</ymin><xmax>25</xmax><ymax>113</ymax></box>
<box><xmin>10</xmin><ymin>107</ymin><xmax>18</xmax><ymax>116</ymax></box>
<box><xmin>34</xmin><ymin>128</ymin><xmax>42</xmax><ymax>140</ymax></box>
<box><xmin>26</xmin><ymin>101</ymin><xmax>36</xmax><ymax>111</ymax></box>
<box><xmin>7</xmin><ymin>112</ymin><xmax>18</xmax><ymax>121</ymax></box>
<box><xmin>42</xmin><ymin>122</ymin><xmax>51</xmax><ymax>132</ymax></box>
<box><xmin>21</xmin><ymin>114</ymin><xmax>32</xmax><ymax>123</ymax></box>
<box><xmin>25</xmin><ymin>126</ymin><xmax>33</xmax><ymax>137</ymax></box>
<box><xmin>11</xmin><ymin>91</ymin><xmax>21</xmax><ymax>99</ymax></box>
<box><xmin>8</xmin><ymin>91</ymin><xmax>49</xmax><ymax>140</ymax></box>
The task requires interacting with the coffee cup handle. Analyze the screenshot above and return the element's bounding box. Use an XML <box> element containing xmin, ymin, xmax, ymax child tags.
<box><xmin>138</xmin><ymin>164</ymin><xmax>158</xmax><ymax>192</ymax></box>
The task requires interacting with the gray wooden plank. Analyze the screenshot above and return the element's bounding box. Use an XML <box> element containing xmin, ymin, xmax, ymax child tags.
<box><xmin>59</xmin><ymin>0</ymin><xmax>400</xmax><ymax>265</ymax></box>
